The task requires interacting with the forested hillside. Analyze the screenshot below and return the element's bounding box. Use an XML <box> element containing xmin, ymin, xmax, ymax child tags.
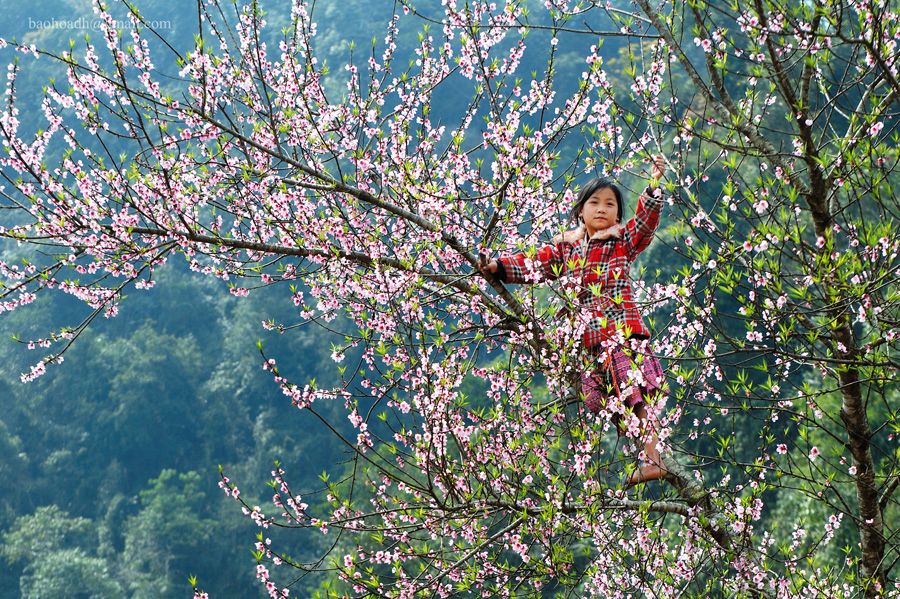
<box><xmin>0</xmin><ymin>260</ymin><xmax>350</xmax><ymax>595</ymax></box>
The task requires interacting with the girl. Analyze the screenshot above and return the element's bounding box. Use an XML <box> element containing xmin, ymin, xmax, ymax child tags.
<box><xmin>480</xmin><ymin>156</ymin><xmax>668</xmax><ymax>486</ymax></box>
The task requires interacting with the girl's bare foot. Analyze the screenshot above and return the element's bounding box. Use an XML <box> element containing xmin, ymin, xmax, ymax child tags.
<box><xmin>625</xmin><ymin>403</ymin><xmax>667</xmax><ymax>487</ymax></box>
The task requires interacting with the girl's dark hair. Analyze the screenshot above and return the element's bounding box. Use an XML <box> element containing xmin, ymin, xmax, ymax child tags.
<box><xmin>570</xmin><ymin>177</ymin><xmax>624</xmax><ymax>224</ymax></box>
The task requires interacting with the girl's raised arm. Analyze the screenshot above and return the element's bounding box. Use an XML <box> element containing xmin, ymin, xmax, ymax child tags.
<box><xmin>623</xmin><ymin>155</ymin><xmax>666</xmax><ymax>259</ymax></box>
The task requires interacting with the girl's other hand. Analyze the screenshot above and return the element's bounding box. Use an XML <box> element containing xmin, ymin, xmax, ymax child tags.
<box><xmin>479</xmin><ymin>260</ymin><xmax>499</xmax><ymax>275</ymax></box>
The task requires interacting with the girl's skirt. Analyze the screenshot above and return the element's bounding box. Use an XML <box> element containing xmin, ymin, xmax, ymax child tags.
<box><xmin>581</xmin><ymin>338</ymin><xmax>666</xmax><ymax>425</ymax></box>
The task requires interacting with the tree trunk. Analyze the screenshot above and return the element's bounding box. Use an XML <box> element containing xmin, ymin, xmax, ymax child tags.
<box><xmin>836</xmin><ymin>324</ymin><xmax>886</xmax><ymax>595</ymax></box>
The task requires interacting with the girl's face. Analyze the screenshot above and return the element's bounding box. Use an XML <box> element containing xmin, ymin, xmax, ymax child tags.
<box><xmin>580</xmin><ymin>187</ymin><xmax>619</xmax><ymax>234</ymax></box>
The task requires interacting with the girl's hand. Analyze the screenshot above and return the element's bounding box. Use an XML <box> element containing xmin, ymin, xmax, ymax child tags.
<box><xmin>650</xmin><ymin>154</ymin><xmax>666</xmax><ymax>183</ymax></box>
<box><xmin>479</xmin><ymin>260</ymin><xmax>499</xmax><ymax>275</ymax></box>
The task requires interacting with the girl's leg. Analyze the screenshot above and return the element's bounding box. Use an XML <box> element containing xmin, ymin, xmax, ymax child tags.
<box><xmin>625</xmin><ymin>401</ymin><xmax>667</xmax><ymax>486</ymax></box>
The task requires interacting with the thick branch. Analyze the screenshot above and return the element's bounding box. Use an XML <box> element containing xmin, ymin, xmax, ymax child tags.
<box><xmin>106</xmin><ymin>224</ymin><xmax>515</xmax><ymax>326</ymax></box>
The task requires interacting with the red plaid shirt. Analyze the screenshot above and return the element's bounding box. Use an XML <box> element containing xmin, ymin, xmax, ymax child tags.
<box><xmin>498</xmin><ymin>188</ymin><xmax>664</xmax><ymax>348</ymax></box>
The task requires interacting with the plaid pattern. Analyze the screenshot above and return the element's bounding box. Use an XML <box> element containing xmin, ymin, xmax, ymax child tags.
<box><xmin>498</xmin><ymin>188</ymin><xmax>664</xmax><ymax>347</ymax></box>
<box><xmin>581</xmin><ymin>340</ymin><xmax>666</xmax><ymax>415</ymax></box>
